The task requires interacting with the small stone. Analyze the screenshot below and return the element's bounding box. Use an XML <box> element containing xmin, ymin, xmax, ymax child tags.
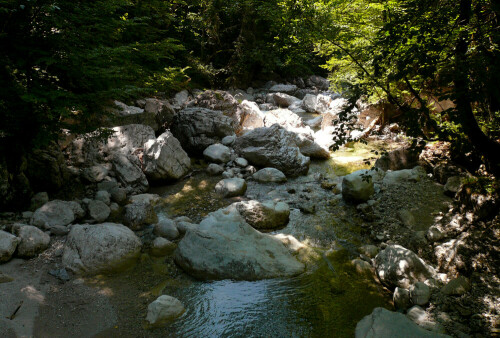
<box><xmin>207</xmin><ymin>163</ymin><xmax>224</xmax><ymax>176</ymax></box>
<box><xmin>150</xmin><ymin>237</ymin><xmax>176</xmax><ymax>257</ymax></box>
<box><xmin>203</xmin><ymin>143</ymin><xmax>231</xmax><ymax>163</ymax></box>
<box><xmin>49</xmin><ymin>268</ymin><xmax>70</xmax><ymax>281</ymax></box>
<box><xmin>123</xmin><ymin>202</ymin><xmax>158</xmax><ymax>230</ymax></box>
<box><xmin>0</xmin><ymin>272</ymin><xmax>14</xmax><ymax>283</ymax></box>
<box><xmin>146</xmin><ymin>295</ymin><xmax>185</xmax><ymax>326</ymax></box>
<box><xmin>154</xmin><ymin>219</ymin><xmax>179</xmax><ymax>240</ymax></box>
<box><xmin>221</xmin><ymin>135</ymin><xmax>236</xmax><ymax>146</ymax></box>
<box><xmin>410</xmin><ymin>282</ymin><xmax>430</xmax><ymax>306</ymax></box>
<box><xmin>88</xmin><ymin>200</ymin><xmax>111</xmax><ymax>223</ymax></box>
<box><xmin>359</xmin><ymin>244</ymin><xmax>379</xmax><ymax>258</ymax></box>
<box><xmin>441</xmin><ymin>276</ymin><xmax>471</xmax><ymax>296</ymax></box>
<box><xmin>95</xmin><ymin>190</ymin><xmax>111</xmax><ymax>205</ymax></box>
<box><xmin>406</xmin><ymin>305</ymin><xmax>446</xmax><ymax>333</ymax></box>
<box><xmin>398</xmin><ymin>209</ymin><xmax>416</xmax><ymax>228</ymax></box>
<box><xmin>253</xmin><ymin>168</ymin><xmax>287</xmax><ymax>183</ymax></box>
<box><xmin>110</xmin><ymin>187</ymin><xmax>128</xmax><ymax>205</ymax></box>
<box><xmin>426</xmin><ymin>226</ymin><xmax>445</xmax><ymax>242</ymax></box>
<box><xmin>351</xmin><ymin>259</ymin><xmax>374</xmax><ymax>275</ymax></box>
<box><xmin>215</xmin><ymin>178</ymin><xmax>247</xmax><ymax>197</ymax></box>
<box><xmin>234</xmin><ymin>157</ymin><xmax>248</xmax><ymax>167</ymax></box>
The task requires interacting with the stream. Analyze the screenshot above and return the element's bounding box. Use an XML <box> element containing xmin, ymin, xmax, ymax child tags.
<box><xmin>116</xmin><ymin>140</ymin><xmax>400</xmax><ymax>337</ymax></box>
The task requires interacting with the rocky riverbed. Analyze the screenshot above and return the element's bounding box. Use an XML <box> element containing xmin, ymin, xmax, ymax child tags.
<box><xmin>1</xmin><ymin>77</ymin><xmax>498</xmax><ymax>337</ymax></box>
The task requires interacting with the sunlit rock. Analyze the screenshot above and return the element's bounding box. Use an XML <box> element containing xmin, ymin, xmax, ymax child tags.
<box><xmin>63</xmin><ymin>223</ymin><xmax>142</xmax><ymax>274</ymax></box>
<box><xmin>174</xmin><ymin>208</ymin><xmax>305</xmax><ymax>280</ymax></box>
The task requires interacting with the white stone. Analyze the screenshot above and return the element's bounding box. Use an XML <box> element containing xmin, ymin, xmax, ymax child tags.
<box><xmin>146</xmin><ymin>295</ymin><xmax>185</xmax><ymax>325</ymax></box>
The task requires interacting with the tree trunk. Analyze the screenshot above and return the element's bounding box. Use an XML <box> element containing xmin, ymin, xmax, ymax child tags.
<box><xmin>453</xmin><ymin>0</ymin><xmax>500</xmax><ymax>176</ymax></box>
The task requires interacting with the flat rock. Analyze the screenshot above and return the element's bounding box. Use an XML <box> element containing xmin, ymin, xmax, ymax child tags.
<box><xmin>174</xmin><ymin>208</ymin><xmax>305</xmax><ymax>280</ymax></box>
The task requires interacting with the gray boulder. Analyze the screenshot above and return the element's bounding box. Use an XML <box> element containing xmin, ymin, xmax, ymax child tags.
<box><xmin>88</xmin><ymin>200</ymin><xmax>111</xmax><ymax>223</ymax></box>
<box><xmin>129</xmin><ymin>193</ymin><xmax>160</xmax><ymax>205</ymax></box>
<box><xmin>253</xmin><ymin>168</ymin><xmax>287</xmax><ymax>183</ymax></box>
<box><xmin>440</xmin><ymin>276</ymin><xmax>471</xmax><ymax>296</ymax></box>
<box><xmin>355</xmin><ymin>307</ymin><xmax>447</xmax><ymax>338</ymax></box>
<box><xmin>95</xmin><ymin>190</ymin><xmax>111</xmax><ymax>205</ymax></box>
<box><xmin>123</xmin><ymin>202</ymin><xmax>158</xmax><ymax>230</ymax></box>
<box><xmin>174</xmin><ymin>208</ymin><xmax>305</xmax><ymax>280</ymax></box>
<box><xmin>63</xmin><ymin>223</ymin><xmax>142</xmax><ymax>274</ymax></box>
<box><xmin>444</xmin><ymin>176</ymin><xmax>464</xmax><ymax>197</ymax></box>
<box><xmin>303</xmin><ymin>94</ymin><xmax>318</xmax><ymax>113</ymax></box>
<box><xmin>171</xmin><ymin>108</ymin><xmax>235</xmax><ymax>155</ymax></box>
<box><xmin>306</xmin><ymin>76</ymin><xmax>329</xmax><ymax>91</ymax></box>
<box><xmin>146</xmin><ymin>295</ymin><xmax>185</xmax><ymax>326</ymax></box>
<box><xmin>203</xmin><ymin>143</ymin><xmax>231</xmax><ymax>164</ymax></box>
<box><xmin>374</xmin><ymin>147</ymin><xmax>420</xmax><ymax>171</ymax></box>
<box><xmin>410</xmin><ymin>282</ymin><xmax>431</xmax><ymax>306</ymax></box>
<box><xmin>154</xmin><ymin>218</ymin><xmax>179</xmax><ymax>240</ymax></box>
<box><xmin>374</xmin><ymin>245</ymin><xmax>436</xmax><ymax>289</ymax></box>
<box><xmin>0</xmin><ymin>230</ymin><xmax>19</xmax><ymax>262</ymax></box>
<box><xmin>230</xmin><ymin>200</ymin><xmax>290</xmax><ymax>230</ymax></box>
<box><xmin>143</xmin><ymin>131</ymin><xmax>191</xmax><ymax>181</ymax></box>
<box><xmin>207</xmin><ymin>163</ymin><xmax>224</xmax><ymax>176</ymax></box>
<box><xmin>268</xmin><ymin>93</ymin><xmax>301</xmax><ymax>108</ymax></box>
<box><xmin>342</xmin><ymin>170</ymin><xmax>376</xmax><ymax>203</ymax></box>
<box><xmin>31</xmin><ymin>200</ymin><xmax>84</xmax><ymax>229</ymax></box>
<box><xmin>215</xmin><ymin>178</ymin><xmax>247</xmax><ymax>197</ymax></box>
<box><xmin>14</xmin><ymin>225</ymin><xmax>50</xmax><ymax>258</ymax></box>
<box><xmin>111</xmin><ymin>153</ymin><xmax>149</xmax><ymax>194</ymax></box>
<box><xmin>81</xmin><ymin>165</ymin><xmax>109</xmax><ymax>183</ymax></box>
<box><xmin>233</xmin><ymin>124</ymin><xmax>310</xmax><ymax>177</ymax></box>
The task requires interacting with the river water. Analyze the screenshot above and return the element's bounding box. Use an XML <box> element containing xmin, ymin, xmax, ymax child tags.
<box><xmin>137</xmin><ymin>141</ymin><xmax>400</xmax><ymax>337</ymax></box>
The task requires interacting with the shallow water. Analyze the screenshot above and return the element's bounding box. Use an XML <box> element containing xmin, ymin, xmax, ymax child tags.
<box><xmin>143</xmin><ymin>140</ymin><xmax>402</xmax><ymax>337</ymax></box>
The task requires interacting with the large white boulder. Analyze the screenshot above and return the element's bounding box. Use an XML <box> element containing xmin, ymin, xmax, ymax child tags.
<box><xmin>174</xmin><ymin>208</ymin><xmax>305</xmax><ymax>280</ymax></box>
<box><xmin>0</xmin><ymin>230</ymin><xmax>19</xmax><ymax>262</ymax></box>
<box><xmin>143</xmin><ymin>131</ymin><xmax>191</xmax><ymax>181</ymax></box>
<box><xmin>233</xmin><ymin>124</ymin><xmax>310</xmax><ymax>177</ymax></box>
<box><xmin>63</xmin><ymin>223</ymin><xmax>142</xmax><ymax>274</ymax></box>
<box><xmin>374</xmin><ymin>245</ymin><xmax>436</xmax><ymax>289</ymax></box>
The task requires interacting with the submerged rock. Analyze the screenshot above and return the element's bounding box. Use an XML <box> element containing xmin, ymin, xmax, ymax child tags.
<box><xmin>146</xmin><ymin>295</ymin><xmax>185</xmax><ymax>326</ymax></box>
<box><xmin>63</xmin><ymin>223</ymin><xmax>142</xmax><ymax>274</ymax></box>
<box><xmin>174</xmin><ymin>208</ymin><xmax>305</xmax><ymax>280</ymax></box>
